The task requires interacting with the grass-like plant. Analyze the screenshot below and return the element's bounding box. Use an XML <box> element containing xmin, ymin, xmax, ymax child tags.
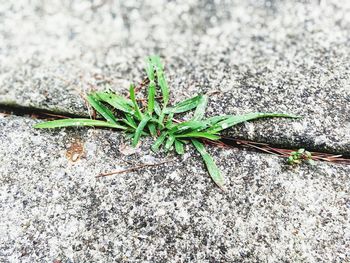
<box><xmin>35</xmin><ymin>56</ymin><xmax>298</xmax><ymax>190</ymax></box>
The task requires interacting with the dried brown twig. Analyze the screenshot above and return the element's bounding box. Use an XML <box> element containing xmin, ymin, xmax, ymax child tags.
<box><xmin>96</xmin><ymin>159</ymin><xmax>173</xmax><ymax>178</ymax></box>
<box><xmin>206</xmin><ymin>137</ymin><xmax>350</xmax><ymax>165</ymax></box>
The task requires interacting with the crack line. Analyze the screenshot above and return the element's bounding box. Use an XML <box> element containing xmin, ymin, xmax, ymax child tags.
<box><xmin>1</xmin><ymin>103</ymin><xmax>349</xmax><ymax>163</ymax></box>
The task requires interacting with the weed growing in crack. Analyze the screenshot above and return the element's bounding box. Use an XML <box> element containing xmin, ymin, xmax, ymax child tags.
<box><xmin>35</xmin><ymin>56</ymin><xmax>299</xmax><ymax>190</ymax></box>
<box><xmin>287</xmin><ymin>148</ymin><xmax>315</xmax><ymax>165</ymax></box>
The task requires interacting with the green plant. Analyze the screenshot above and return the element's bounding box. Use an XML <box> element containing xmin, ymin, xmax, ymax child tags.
<box><xmin>35</xmin><ymin>55</ymin><xmax>299</xmax><ymax>190</ymax></box>
<box><xmin>287</xmin><ymin>148</ymin><xmax>315</xmax><ymax>165</ymax></box>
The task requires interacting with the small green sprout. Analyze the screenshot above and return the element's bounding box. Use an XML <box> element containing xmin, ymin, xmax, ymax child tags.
<box><xmin>34</xmin><ymin>56</ymin><xmax>300</xmax><ymax>190</ymax></box>
<box><xmin>287</xmin><ymin>148</ymin><xmax>315</xmax><ymax>165</ymax></box>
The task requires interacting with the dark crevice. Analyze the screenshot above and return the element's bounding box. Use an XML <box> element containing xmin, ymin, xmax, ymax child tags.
<box><xmin>1</xmin><ymin>103</ymin><xmax>350</xmax><ymax>162</ymax></box>
<box><xmin>220</xmin><ymin>136</ymin><xmax>350</xmax><ymax>159</ymax></box>
<box><xmin>0</xmin><ymin>104</ymin><xmax>86</xmax><ymax>119</ymax></box>
<box><xmin>219</xmin><ymin>137</ymin><xmax>350</xmax><ymax>161</ymax></box>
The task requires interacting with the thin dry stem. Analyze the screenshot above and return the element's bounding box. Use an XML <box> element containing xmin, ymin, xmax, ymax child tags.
<box><xmin>96</xmin><ymin>159</ymin><xmax>173</xmax><ymax>178</ymax></box>
<box><xmin>210</xmin><ymin>138</ymin><xmax>350</xmax><ymax>165</ymax></box>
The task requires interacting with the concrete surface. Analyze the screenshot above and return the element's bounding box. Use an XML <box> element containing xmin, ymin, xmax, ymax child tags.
<box><xmin>1</xmin><ymin>115</ymin><xmax>350</xmax><ymax>262</ymax></box>
<box><xmin>1</xmin><ymin>1</ymin><xmax>350</xmax><ymax>262</ymax></box>
<box><xmin>0</xmin><ymin>0</ymin><xmax>349</xmax><ymax>154</ymax></box>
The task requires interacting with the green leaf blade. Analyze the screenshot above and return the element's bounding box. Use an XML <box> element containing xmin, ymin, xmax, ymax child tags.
<box><xmin>192</xmin><ymin>94</ymin><xmax>208</xmax><ymax>121</ymax></box>
<box><xmin>150</xmin><ymin>55</ymin><xmax>169</xmax><ymax>105</ymax></box>
<box><xmin>154</xmin><ymin>101</ymin><xmax>162</xmax><ymax>116</ymax></box>
<box><xmin>86</xmin><ymin>94</ymin><xmax>118</xmax><ymax>124</ymax></box>
<box><xmin>34</xmin><ymin>119</ymin><xmax>127</xmax><ymax>130</ymax></box>
<box><xmin>205</xmin><ymin>115</ymin><xmax>231</xmax><ymax>126</ymax></box>
<box><xmin>176</xmin><ymin>132</ymin><xmax>220</xmax><ymax>140</ymax></box>
<box><xmin>158</xmin><ymin>75</ymin><xmax>169</xmax><ymax>105</ymax></box>
<box><xmin>165</xmin><ymin>134</ymin><xmax>175</xmax><ymax>151</ymax></box>
<box><xmin>174</xmin><ymin>140</ymin><xmax>185</xmax><ymax>155</ymax></box>
<box><xmin>93</xmin><ymin>91</ymin><xmax>134</xmax><ymax>114</ymax></box>
<box><xmin>169</xmin><ymin>120</ymin><xmax>209</xmax><ymax>134</ymax></box>
<box><xmin>145</xmin><ymin>57</ymin><xmax>155</xmax><ymax>81</ymax></box>
<box><xmin>148</xmin><ymin>123</ymin><xmax>157</xmax><ymax>137</ymax></box>
<box><xmin>151</xmin><ymin>132</ymin><xmax>168</xmax><ymax>152</ymax></box>
<box><xmin>208</xmin><ymin>112</ymin><xmax>300</xmax><ymax>133</ymax></box>
<box><xmin>123</xmin><ymin>114</ymin><xmax>138</xmax><ymax>129</ymax></box>
<box><xmin>192</xmin><ymin>139</ymin><xmax>225</xmax><ymax>190</ymax></box>
<box><xmin>132</xmin><ymin>116</ymin><xmax>151</xmax><ymax>147</ymax></box>
<box><xmin>150</xmin><ymin>55</ymin><xmax>164</xmax><ymax>71</ymax></box>
<box><xmin>129</xmin><ymin>84</ymin><xmax>143</xmax><ymax>120</ymax></box>
<box><xmin>165</xmin><ymin>95</ymin><xmax>203</xmax><ymax>114</ymax></box>
<box><xmin>147</xmin><ymin>82</ymin><xmax>156</xmax><ymax>115</ymax></box>
<box><xmin>165</xmin><ymin>112</ymin><xmax>174</xmax><ymax>129</ymax></box>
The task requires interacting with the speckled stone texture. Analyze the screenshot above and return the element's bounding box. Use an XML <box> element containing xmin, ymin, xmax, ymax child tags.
<box><xmin>1</xmin><ymin>116</ymin><xmax>350</xmax><ymax>262</ymax></box>
<box><xmin>0</xmin><ymin>0</ymin><xmax>349</xmax><ymax>154</ymax></box>
<box><xmin>1</xmin><ymin>1</ymin><xmax>350</xmax><ymax>262</ymax></box>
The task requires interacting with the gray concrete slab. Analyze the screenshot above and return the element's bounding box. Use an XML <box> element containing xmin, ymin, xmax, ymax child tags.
<box><xmin>1</xmin><ymin>116</ymin><xmax>349</xmax><ymax>262</ymax></box>
<box><xmin>1</xmin><ymin>1</ymin><xmax>349</xmax><ymax>154</ymax></box>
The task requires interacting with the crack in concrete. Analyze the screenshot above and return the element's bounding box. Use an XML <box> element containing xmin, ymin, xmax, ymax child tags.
<box><xmin>0</xmin><ymin>104</ymin><xmax>87</xmax><ymax>119</ymax></box>
<box><xmin>1</xmin><ymin>103</ymin><xmax>350</xmax><ymax>161</ymax></box>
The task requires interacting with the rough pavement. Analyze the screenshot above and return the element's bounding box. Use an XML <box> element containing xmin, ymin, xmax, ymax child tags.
<box><xmin>0</xmin><ymin>0</ymin><xmax>349</xmax><ymax>154</ymax></box>
<box><xmin>1</xmin><ymin>1</ymin><xmax>350</xmax><ymax>262</ymax></box>
<box><xmin>1</xmin><ymin>116</ymin><xmax>349</xmax><ymax>262</ymax></box>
